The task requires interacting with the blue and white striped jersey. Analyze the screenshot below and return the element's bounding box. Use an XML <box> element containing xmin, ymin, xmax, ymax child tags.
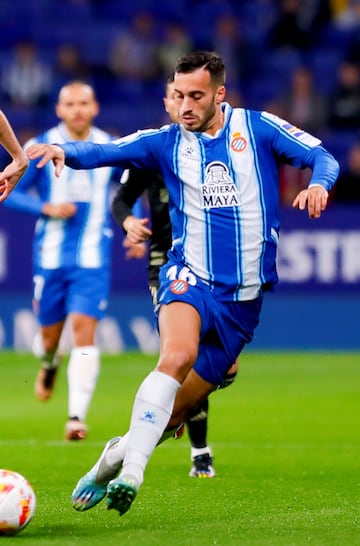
<box><xmin>62</xmin><ymin>104</ymin><xmax>339</xmax><ymax>300</ymax></box>
<box><xmin>5</xmin><ymin>122</ymin><xmax>120</xmax><ymax>269</ymax></box>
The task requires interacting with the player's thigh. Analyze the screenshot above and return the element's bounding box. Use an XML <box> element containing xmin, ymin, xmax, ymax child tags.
<box><xmin>157</xmin><ymin>301</ymin><xmax>201</xmax><ymax>381</ymax></box>
<box><xmin>33</xmin><ymin>269</ymin><xmax>67</xmax><ymax>325</ymax></box>
<box><xmin>69</xmin><ymin>313</ymin><xmax>98</xmax><ymax>347</ymax></box>
<box><xmin>158</xmin><ymin>301</ymin><xmax>201</xmax><ymax>351</ymax></box>
<box><xmin>41</xmin><ymin>321</ymin><xmax>65</xmax><ymax>351</ymax></box>
<box><xmin>67</xmin><ymin>267</ymin><xmax>109</xmax><ymax>320</ymax></box>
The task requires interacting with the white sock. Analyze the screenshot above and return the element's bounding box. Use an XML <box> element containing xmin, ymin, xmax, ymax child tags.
<box><xmin>191</xmin><ymin>446</ymin><xmax>212</xmax><ymax>460</ymax></box>
<box><xmin>67</xmin><ymin>346</ymin><xmax>100</xmax><ymax>421</ymax></box>
<box><xmin>105</xmin><ymin>433</ymin><xmax>128</xmax><ymax>469</ymax></box>
<box><xmin>121</xmin><ymin>371</ymin><xmax>180</xmax><ymax>486</ymax></box>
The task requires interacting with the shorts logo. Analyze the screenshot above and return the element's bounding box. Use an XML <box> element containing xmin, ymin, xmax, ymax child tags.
<box><xmin>170</xmin><ymin>279</ymin><xmax>188</xmax><ymax>294</ymax></box>
<box><xmin>231</xmin><ymin>133</ymin><xmax>247</xmax><ymax>152</ymax></box>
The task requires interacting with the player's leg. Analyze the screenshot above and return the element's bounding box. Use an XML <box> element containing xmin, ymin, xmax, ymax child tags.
<box><xmin>34</xmin><ymin>322</ymin><xmax>65</xmax><ymax>400</ymax></box>
<box><xmin>64</xmin><ymin>267</ymin><xmax>108</xmax><ymax>440</ymax></box>
<box><xmin>186</xmin><ymin>398</ymin><xmax>216</xmax><ymax>477</ymax></box>
<box><xmin>72</xmin><ymin>270</ymin><xmax>251</xmax><ymax>515</ymax></box>
<box><xmin>65</xmin><ymin>312</ymin><xmax>99</xmax><ymax>441</ymax></box>
<box><xmin>186</xmin><ymin>360</ymin><xmax>239</xmax><ymax>477</ymax></box>
<box><xmin>105</xmin><ymin>300</ymin><xmax>201</xmax><ymax>515</ymax></box>
<box><xmin>72</xmin><ymin>297</ymin><xmax>261</xmax><ymax>514</ymax></box>
<box><xmin>33</xmin><ymin>269</ymin><xmax>66</xmax><ymax>401</ymax></box>
<box><xmin>185</xmin><ymin>360</ymin><xmax>238</xmax><ymax>477</ymax></box>
<box><xmin>186</xmin><ymin>360</ymin><xmax>238</xmax><ymax>477</ymax></box>
<box><xmin>71</xmin><ymin>364</ymin><xmax>214</xmax><ymax>512</ymax></box>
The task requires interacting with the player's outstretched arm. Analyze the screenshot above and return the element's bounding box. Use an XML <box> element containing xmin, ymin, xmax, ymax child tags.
<box><xmin>0</xmin><ymin>110</ymin><xmax>29</xmax><ymax>202</ymax></box>
<box><xmin>292</xmin><ymin>185</ymin><xmax>328</xmax><ymax>219</ymax></box>
<box><xmin>26</xmin><ymin>143</ymin><xmax>65</xmax><ymax>177</ymax></box>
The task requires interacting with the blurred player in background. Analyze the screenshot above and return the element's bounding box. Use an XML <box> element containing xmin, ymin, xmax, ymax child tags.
<box><xmin>111</xmin><ymin>75</ymin><xmax>237</xmax><ymax>478</ymax></box>
<box><xmin>0</xmin><ymin>109</ymin><xmax>28</xmax><ymax>200</ymax></box>
<box><xmin>4</xmin><ymin>81</ymin><xmax>122</xmax><ymax>440</ymax></box>
<box><xmin>26</xmin><ymin>51</ymin><xmax>339</xmax><ymax>516</ymax></box>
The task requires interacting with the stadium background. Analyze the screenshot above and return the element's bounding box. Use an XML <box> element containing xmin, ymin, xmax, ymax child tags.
<box><xmin>0</xmin><ymin>0</ymin><xmax>359</xmax><ymax>351</ymax></box>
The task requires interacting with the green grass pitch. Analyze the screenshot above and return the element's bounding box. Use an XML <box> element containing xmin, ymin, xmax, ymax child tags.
<box><xmin>0</xmin><ymin>351</ymin><xmax>359</xmax><ymax>545</ymax></box>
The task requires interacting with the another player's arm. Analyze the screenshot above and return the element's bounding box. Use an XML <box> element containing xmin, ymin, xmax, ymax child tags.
<box><xmin>0</xmin><ymin>110</ymin><xmax>29</xmax><ymax>201</ymax></box>
<box><xmin>112</xmin><ymin>168</ymin><xmax>152</xmax><ymax>244</ymax></box>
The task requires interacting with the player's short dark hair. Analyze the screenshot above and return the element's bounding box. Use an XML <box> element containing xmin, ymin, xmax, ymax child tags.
<box><xmin>175</xmin><ymin>51</ymin><xmax>225</xmax><ymax>85</ymax></box>
<box><xmin>164</xmin><ymin>73</ymin><xmax>174</xmax><ymax>95</ymax></box>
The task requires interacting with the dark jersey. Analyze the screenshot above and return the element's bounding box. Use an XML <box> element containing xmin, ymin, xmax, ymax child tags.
<box><xmin>112</xmin><ymin>168</ymin><xmax>172</xmax><ymax>285</ymax></box>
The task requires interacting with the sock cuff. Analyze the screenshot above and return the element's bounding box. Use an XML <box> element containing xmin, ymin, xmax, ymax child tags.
<box><xmin>150</xmin><ymin>370</ymin><xmax>181</xmax><ymax>389</ymax></box>
<box><xmin>136</xmin><ymin>371</ymin><xmax>180</xmax><ymax>409</ymax></box>
<box><xmin>191</xmin><ymin>446</ymin><xmax>212</xmax><ymax>460</ymax></box>
<box><xmin>70</xmin><ymin>346</ymin><xmax>100</xmax><ymax>358</ymax></box>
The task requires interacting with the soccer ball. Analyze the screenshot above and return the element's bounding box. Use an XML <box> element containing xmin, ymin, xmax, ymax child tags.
<box><xmin>0</xmin><ymin>469</ymin><xmax>36</xmax><ymax>536</ymax></box>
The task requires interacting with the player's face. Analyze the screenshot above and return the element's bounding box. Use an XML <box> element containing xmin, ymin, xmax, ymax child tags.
<box><xmin>163</xmin><ymin>82</ymin><xmax>179</xmax><ymax>123</ymax></box>
<box><xmin>173</xmin><ymin>68</ymin><xmax>225</xmax><ymax>134</ymax></box>
<box><xmin>55</xmin><ymin>84</ymin><xmax>99</xmax><ymax>139</ymax></box>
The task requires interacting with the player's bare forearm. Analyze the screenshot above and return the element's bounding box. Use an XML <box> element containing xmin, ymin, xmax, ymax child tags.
<box><xmin>0</xmin><ymin>156</ymin><xmax>29</xmax><ymax>202</ymax></box>
<box><xmin>26</xmin><ymin>143</ymin><xmax>65</xmax><ymax>177</ymax></box>
<box><xmin>42</xmin><ymin>202</ymin><xmax>77</xmax><ymax>219</ymax></box>
<box><xmin>292</xmin><ymin>185</ymin><xmax>328</xmax><ymax>219</ymax></box>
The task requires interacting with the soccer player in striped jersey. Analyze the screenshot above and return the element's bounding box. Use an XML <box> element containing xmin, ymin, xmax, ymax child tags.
<box><xmin>0</xmin><ymin>109</ymin><xmax>28</xmax><ymax>200</ymax></box>
<box><xmin>27</xmin><ymin>51</ymin><xmax>340</xmax><ymax>515</ymax></box>
<box><xmin>5</xmin><ymin>81</ymin><xmax>122</xmax><ymax>440</ymax></box>
<box><xmin>112</xmin><ymin>75</ymin><xmax>238</xmax><ymax>478</ymax></box>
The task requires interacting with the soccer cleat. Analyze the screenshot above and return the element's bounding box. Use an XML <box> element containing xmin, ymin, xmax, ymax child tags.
<box><xmin>64</xmin><ymin>418</ymin><xmax>88</xmax><ymax>441</ymax></box>
<box><xmin>189</xmin><ymin>453</ymin><xmax>216</xmax><ymax>478</ymax></box>
<box><xmin>71</xmin><ymin>436</ymin><xmax>122</xmax><ymax>511</ymax></box>
<box><xmin>71</xmin><ymin>470</ymin><xmax>107</xmax><ymax>512</ymax></box>
<box><xmin>34</xmin><ymin>365</ymin><xmax>59</xmax><ymax>401</ymax></box>
<box><xmin>106</xmin><ymin>476</ymin><xmax>138</xmax><ymax>516</ymax></box>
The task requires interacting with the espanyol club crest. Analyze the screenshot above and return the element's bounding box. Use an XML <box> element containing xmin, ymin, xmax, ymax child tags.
<box><xmin>170</xmin><ymin>279</ymin><xmax>188</xmax><ymax>294</ymax></box>
<box><xmin>231</xmin><ymin>132</ymin><xmax>247</xmax><ymax>152</ymax></box>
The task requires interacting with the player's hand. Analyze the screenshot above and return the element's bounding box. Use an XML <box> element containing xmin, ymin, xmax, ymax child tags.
<box><xmin>0</xmin><ymin>155</ymin><xmax>29</xmax><ymax>202</ymax></box>
<box><xmin>123</xmin><ymin>215</ymin><xmax>152</xmax><ymax>244</ymax></box>
<box><xmin>42</xmin><ymin>202</ymin><xmax>77</xmax><ymax>219</ymax></box>
<box><xmin>26</xmin><ymin>144</ymin><xmax>65</xmax><ymax>177</ymax></box>
<box><xmin>123</xmin><ymin>237</ymin><xmax>147</xmax><ymax>259</ymax></box>
<box><xmin>292</xmin><ymin>185</ymin><xmax>328</xmax><ymax>219</ymax></box>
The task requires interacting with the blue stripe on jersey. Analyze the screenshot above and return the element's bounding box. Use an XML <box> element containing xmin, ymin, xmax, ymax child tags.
<box><xmin>245</xmin><ymin>110</ymin><xmax>267</xmax><ymax>288</ymax></box>
<box><xmin>225</xmin><ymin>118</ymin><xmax>243</xmax><ymax>298</ymax></box>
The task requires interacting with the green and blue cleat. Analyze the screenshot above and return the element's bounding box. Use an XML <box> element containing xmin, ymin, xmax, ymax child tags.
<box><xmin>106</xmin><ymin>476</ymin><xmax>138</xmax><ymax>516</ymax></box>
<box><xmin>71</xmin><ymin>436</ymin><xmax>122</xmax><ymax>511</ymax></box>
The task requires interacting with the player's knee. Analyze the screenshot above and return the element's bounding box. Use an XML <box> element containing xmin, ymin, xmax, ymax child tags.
<box><xmin>157</xmin><ymin>346</ymin><xmax>197</xmax><ymax>381</ymax></box>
